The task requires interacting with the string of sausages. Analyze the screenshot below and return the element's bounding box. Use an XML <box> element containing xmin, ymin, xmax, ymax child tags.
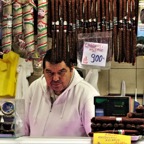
<box><xmin>63</xmin><ymin>0</ymin><xmax>68</xmax><ymax>62</ymax></box>
<box><xmin>0</xmin><ymin>0</ymin><xmax>138</xmax><ymax>66</ymax></box>
<box><xmin>37</xmin><ymin>0</ymin><xmax>48</xmax><ymax>57</ymax></box>
<box><xmin>71</xmin><ymin>0</ymin><xmax>76</xmax><ymax>63</ymax></box>
<box><xmin>123</xmin><ymin>0</ymin><xmax>127</xmax><ymax>62</ymax></box>
<box><xmin>118</xmin><ymin>0</ymin><xmax>123</xmax><ymax>62</ymax></box>
<box><xmin>2</xmin><ymin>0</ymin><xmax>12</xmax><ymax>53</ymax></box>
<box><xmin>22</xmin><ymin>0</ymin><xmax>36</xmax><ymax>59</ymax></box>
<box><xmin>55</xmin><ymin>0</ymin><xmax>60</xmax><ymax>59</ymax></box>
<box><xmin>113</xmin><ymin>0</ymin><xmax>118</xmax><ymax>61</ymax></box>
<box><xmin>90</xmin><ymin>116</ymin><xmax>144</xmax><ymax>136</ymax></box>
<box><xmin>131</xmin><ymin>0</ymin><xmax>137</xmax><ymax>65</ymax></box>
<box><xmin>90</xmin><ymin>105</ymin><xmax>144</xmax><ymax>136</ymax></box>
<box><xmin>51</xmin><ymin>0</ymin><xmax>56</xmax><ymax>61</ymax></box>
<box><xmin>59</xmin><ymin>0</ymin><xmax>63</xmax><ymax>59</ymax></box>
<box><xmin>49</xmin><ymin>0</ymin><xmax>139</xmax><ymax>65</ymax></box>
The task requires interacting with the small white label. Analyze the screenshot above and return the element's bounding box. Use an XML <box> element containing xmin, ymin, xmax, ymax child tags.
<box><xmin>82</xmin><ymin>42</ymin><xmax>108</xmax><ymax>67</ymax></box>
<box><xmin>116</xmin><ymin>117</ymin><xmax>122</xmax><ymax>122</ymax></box>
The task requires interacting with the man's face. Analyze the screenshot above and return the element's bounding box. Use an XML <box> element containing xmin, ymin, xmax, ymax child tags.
<box><xmin>44</xmin><ymin>61</ymin><xmax>73</xmax><ymax>95</ymax></box>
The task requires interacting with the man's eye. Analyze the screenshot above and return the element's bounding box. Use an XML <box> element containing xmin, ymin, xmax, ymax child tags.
<box><xmin>46</xmin><ymin>71</ymin><xmax>53</xmax><ymax>75</ymax></box>
<box><xmin>58</xmin><ymin>70</ymin><xmax>67</xmax><ymax>75</ymax></box>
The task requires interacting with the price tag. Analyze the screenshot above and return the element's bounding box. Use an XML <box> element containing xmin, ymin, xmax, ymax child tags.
<box><xmin>93</xmin><ymin>133</ymin><xmax>131</xmax><ymax>144</ymax></box>
<box><xmin>82</xmin><ymin>42</ymin><xmax>108</xmax><ymax>67</ymax></box>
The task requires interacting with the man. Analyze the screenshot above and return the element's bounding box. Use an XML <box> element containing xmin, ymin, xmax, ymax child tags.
<box><xmin>24</xmin><ymin>49</ymin><xmax>100</xmax><ymax>136</ymax></box>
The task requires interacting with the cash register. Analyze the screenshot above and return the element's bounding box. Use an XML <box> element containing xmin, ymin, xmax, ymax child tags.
<box><xmin>94</xmin><ymin>96</ymin><xmax>131</xmax><ymax>117</ymax></box>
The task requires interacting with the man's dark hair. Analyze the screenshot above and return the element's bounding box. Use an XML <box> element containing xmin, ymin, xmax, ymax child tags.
<box><xmin>140</xmin><ymin>9</ymin><xmax>144</xmax><ymax>24</ymax></box>
<box><xmin>43</xmin><ymin>49</ymin><xmax>73</xmax><ymax>69</ymax></box>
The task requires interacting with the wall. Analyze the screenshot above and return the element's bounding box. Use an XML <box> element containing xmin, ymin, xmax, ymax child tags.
<box><xmin>98</xmin><ymin>56</ymin><xmax>144</xmax><ymax>108</ymax></box>
<box><xmin>28</xmin><ymin>55</ymin><xmax>144</xmax><ymax>109</ymax></box>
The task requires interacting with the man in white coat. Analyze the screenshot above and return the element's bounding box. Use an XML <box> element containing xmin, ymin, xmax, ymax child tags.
<box><xmin>24</xmin><ymin>49</ymin><xmax>100</xmax><ymax>136</ymax></box>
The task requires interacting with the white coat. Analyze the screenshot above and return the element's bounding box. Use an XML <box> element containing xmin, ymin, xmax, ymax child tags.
<box><xmin>24</xmin><ymin>69</ymin><xmax>100</xmax><ymax>136</ymax></box>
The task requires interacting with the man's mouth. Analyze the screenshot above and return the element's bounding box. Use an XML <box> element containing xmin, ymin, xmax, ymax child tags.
<box><xmin>52</xmin><ymin>82</ymin><xmax>61</xmax><ymax>87</ymax></box>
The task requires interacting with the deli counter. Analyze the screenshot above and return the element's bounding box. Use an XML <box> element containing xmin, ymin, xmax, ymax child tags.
<box><xmin>0</xmin><ymin>98</ymin><xmax>143</xmax><ymax>144</ymax></box>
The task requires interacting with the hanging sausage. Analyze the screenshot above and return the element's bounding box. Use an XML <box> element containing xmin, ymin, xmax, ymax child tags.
<box><xmin>2</xmin><ymin>0</ymin><xmax>12</xmax><ymax>53</ymax></box>
<box><xmin>37</xmin><ymin>0</ymin><xmax>48</xmax><ymax>58</ymax></box>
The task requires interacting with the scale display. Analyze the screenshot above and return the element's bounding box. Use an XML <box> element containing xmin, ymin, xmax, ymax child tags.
<box><xmin>94</xmin><ymin>96</ymin><xmax>130</xmax><ymax>117</ymax></box>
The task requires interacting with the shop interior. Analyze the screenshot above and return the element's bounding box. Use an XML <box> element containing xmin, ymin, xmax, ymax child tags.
<box><xmin>0</xmin><ymin>0</ymin><xmax>144</xmax><ymax>143</ymax></box>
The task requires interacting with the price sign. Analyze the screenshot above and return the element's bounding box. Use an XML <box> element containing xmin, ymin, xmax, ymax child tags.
<box><xmin>93</xmin><ymin>133</ymin><xmax>131</xmax><ymax>144</ymax></box>
<box><xmin>82</xmin><ymin>42</ymin><xmax>108</xmax><ymax>67</ymax></box>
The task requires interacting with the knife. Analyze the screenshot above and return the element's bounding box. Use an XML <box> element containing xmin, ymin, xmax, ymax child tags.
<box><xmin>121</xmin><ymin>80</ymin><xmax>126</xmax><ymax>97</ymax></box>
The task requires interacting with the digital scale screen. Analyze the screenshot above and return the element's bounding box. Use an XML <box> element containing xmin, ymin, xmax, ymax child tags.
<box><xmin>94</xmin><ymin>96</ymin><xmax>130</xmax><ymax>117</ymax></box>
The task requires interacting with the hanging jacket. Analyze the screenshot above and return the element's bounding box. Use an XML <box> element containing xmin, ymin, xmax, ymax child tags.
<box><xmin>24</xmin><ymin>68</ymin><xmax>100</xmax><ymax>136</ymax></box>
<box><xmin>0</xmin><ymin>51</ymin><xmax>19</xmax><ymax>97</ymax></box>
<box><xmin>15</xmin><ymin>57</ymin><xmax>33</xmax><ymax>99</ymax></box>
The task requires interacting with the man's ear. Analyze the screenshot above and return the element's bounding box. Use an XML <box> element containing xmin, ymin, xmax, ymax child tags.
<box><xmin>70</xmin><ymin>65</ymin><xmax>74</xmax><ymax>72</ymax></box>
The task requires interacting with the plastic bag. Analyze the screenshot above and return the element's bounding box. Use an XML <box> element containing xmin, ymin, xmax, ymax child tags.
<box><xmin>77</xmin><ymin>31</ymin><xmax>112</xmax><ymax>69</ymax></box>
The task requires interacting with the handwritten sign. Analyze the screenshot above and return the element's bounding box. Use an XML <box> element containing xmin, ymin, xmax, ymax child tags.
<box><xmin>93</xmin><ymin>133</ymin><xmax>131</xmax><ymax>144</ymax></box>
<box><xmin>82</xmin><ymin>42</ymin><xmax>108</xmax><ymax>67</ymax></box>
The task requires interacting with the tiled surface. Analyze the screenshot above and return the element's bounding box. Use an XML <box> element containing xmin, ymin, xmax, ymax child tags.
<box><xmin>136</xmin><ymin>56</ymin><xmax>144</xmax><ymax>68</ymax></box>
<box><xmin>28</xmin><ymin>74</ymin><xmax>41</xmax><ymax>85</ymax></box>
<box><xmin>98</xmin><ymin>56</ymin><xmax>144</xmax><ymax>108</ymax></box>
<box><xmin>111</xmin><ymin>61</ymin><xmax>136</xmax><ymax>69</ymax></box>
<box><xmin>97</xmin><ymin>70</ymin><xmax>109</xmax><ymax>95</ymax></box>
<box><xmin>111</xmin><ymin>57</ymin><xmax>136</xmax><ymax>69</ymax></box>
<box><xmin>109</xmin><ymin>69</ymin><xmax>136</xmax><ymax>94</ymax></box>
<box><xmin>98</xmin><ymin>56</ymin><xmax>144</xmax><ymax>95</ymax></box>
<box><xmin>137</xmin><ymin>69</ymin><xmax>144</xmax><ymax>93</ymax></box>
<box><xmin>28</xmin><ymin>55</ymin><xmax>144</xmax><ymax>97</ymax></box>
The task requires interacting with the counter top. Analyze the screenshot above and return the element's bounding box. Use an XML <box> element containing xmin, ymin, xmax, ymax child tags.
<box><xmin>0</xmin><ymin>136</ymin><xmax>143</xmax><ymax>144</ymax></box>
<box><xmin>17</xmin><ymin>137</ymin><xmax>92</xmax><ymax>144</ymax></box>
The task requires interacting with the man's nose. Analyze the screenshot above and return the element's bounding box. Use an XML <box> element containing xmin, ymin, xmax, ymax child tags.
<box><xmin>52</xmin><ymin>73</ymin><xmax>60</xmax><ymax>81</ymax></box>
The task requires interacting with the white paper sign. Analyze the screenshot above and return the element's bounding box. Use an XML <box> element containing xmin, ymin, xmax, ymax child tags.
<box><xmin>82</xmin><ymin>42</ymin><xmax>108</xmax><ymax>67</ymax></box>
